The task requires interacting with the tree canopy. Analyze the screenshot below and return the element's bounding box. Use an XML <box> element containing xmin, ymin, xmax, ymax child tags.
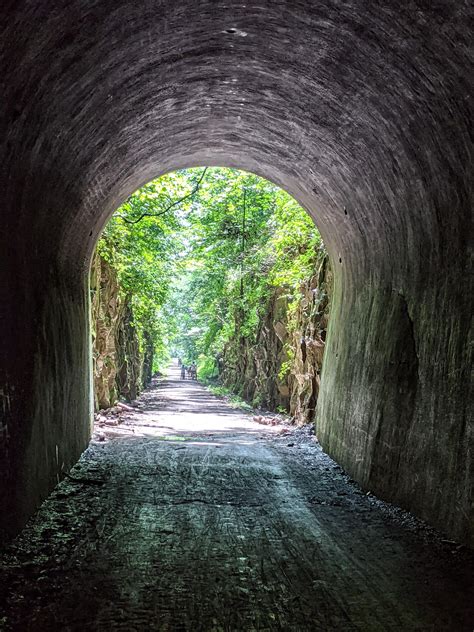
<box><xmin>96</xmin><ymin>167</ymin><xmax>325</xmax><ymax>376</ymax></box>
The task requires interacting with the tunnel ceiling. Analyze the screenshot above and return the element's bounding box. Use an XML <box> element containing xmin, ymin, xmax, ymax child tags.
<box><xmin>0</xmin><ymin>1</ymin><xmax>472</xmax><ymax>544</ymax></box>
<box><xmin>1</xmin><ymin>0</ymin><xmax>470</xmax><ymax>274</ymax></box>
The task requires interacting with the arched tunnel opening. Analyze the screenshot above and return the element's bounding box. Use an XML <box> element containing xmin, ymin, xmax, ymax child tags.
<box><xmin>90</xmin><ymin>166</ymin><xmax>330</xmax><ymax>421</ymax></box>
<box><xmin>0</xmin><ymin>1</ymin><xmax>472</xmax><ymax>627</ymax></box>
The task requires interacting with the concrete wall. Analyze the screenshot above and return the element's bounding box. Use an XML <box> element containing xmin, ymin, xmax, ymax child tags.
<box><xmin>0</xmin><ymin>1</ymin><xmax>471</xmax><ymax>543</ymax></box>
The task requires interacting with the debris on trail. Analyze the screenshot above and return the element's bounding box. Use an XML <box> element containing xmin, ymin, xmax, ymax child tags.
<box><xmin>251</xmin><ymin>415</ymin><xmax>319</xmax><ymax>448</ymax></box>
<box><xmin>116</xmin><ymin>401</ymin><xmax>135</xmax><ymax>412</ymax></box>
<box><xmin>271</xmin><ymin>422</ymin><xmax>319</xmax><ymax>447</ymax></box>
<box><xmin>252</xmin><ymin>413</ymin><xmax>288</xmax><ymax>426</ymax></box>
<box><xmin>92</xmin><ymin>401</ymin><xmax>137</xmax><ymax>442</ymax></box>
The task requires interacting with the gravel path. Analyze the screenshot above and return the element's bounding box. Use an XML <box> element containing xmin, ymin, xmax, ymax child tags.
<box><xmin>0</xmin><ymin>365</ymin><xmax>472</xmax><ymax>631</ymax></box>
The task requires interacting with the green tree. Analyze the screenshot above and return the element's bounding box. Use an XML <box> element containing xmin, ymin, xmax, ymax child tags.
<box><xmin>95</xmin><ymin>166</ymin><xmax>325</xmax><ymax>380</ymax></box>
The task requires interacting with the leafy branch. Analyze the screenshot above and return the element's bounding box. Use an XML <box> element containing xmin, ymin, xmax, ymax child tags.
<box><xmin>117</xmin><ymin>167</ymin><xmax>209</xmax><ymax>225</ymax></box>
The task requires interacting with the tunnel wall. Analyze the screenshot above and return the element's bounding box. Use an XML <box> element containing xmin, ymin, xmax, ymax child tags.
<box><xmin>318</xmin><ymin>258</ymin><xmax>472</xmax><ymax>542</ymax></box>
<box><xmin>0</xmin><ymin>247</ymin><xmax>92</xmax><ymax>535</ymax></box>
<box><xmin>0</xmin><ymin>0</ymin><xmax>472</xmax><ymax>543</ymax></box>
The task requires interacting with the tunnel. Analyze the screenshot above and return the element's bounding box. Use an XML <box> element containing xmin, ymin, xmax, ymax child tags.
<box><xmin>0</xmin><ymin>1</ymin><xmax>471</xmax><ymax>546</ymax></box>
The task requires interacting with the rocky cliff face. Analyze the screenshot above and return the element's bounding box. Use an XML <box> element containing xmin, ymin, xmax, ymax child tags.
<box><xmin>222</xmin><ymin>252</ymin><xmax>331</xmax><ymax>424</ymax></box>
<box><xmin>288</xmin><ymin>255</ymin><xmax>331</xmax><ymax>424</ymax></box>
<box><xmin>90</xmin><ymin>253</ymin><xmax>153</xmax><ymax>410</ymax></box>
<box><xmin>90</xmin><ymin>252</ymin><xmax>122</xmax><ymax>410</ymax></box>
<box><xmin>115</xmin><ymin>301</ymin><xmax>142</xmax><ymax>403</ymax></box>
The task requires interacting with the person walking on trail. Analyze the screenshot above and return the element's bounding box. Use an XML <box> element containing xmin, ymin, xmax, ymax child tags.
<box><xmin>190</xmin><ymin>362</ymin><xmax>197</xmax><ymax>380</ymax></box>
<box><xmin>180</xmin><ymin>364</ymin><xmax>186</xmax><ymax>380</ymax></box>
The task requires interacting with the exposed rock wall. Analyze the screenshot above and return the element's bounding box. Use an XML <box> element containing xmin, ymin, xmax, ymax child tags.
<box><xmin>222</xmin><ymin>289</ymin><xmax>288</xmax><ymax>412</ymax></box>
<box><xmin>115</xmin><ymin>302</ymin><xmax>142</xmax><ymax>403</ymax></box>
<box><xmin>222</xmin><ymin>252</ymin><xmax>332</xmax><ymax>424</ymax></box>
<box><xmin>90</xmin><ymin>252</ymin><xmax>122</xmax><ymax>410</ymax></box>
<box><xmin>90</xmin><ymin>254</ymin><xmax>152</xmax><ymax>410</ymax></box>
<box><xmin>288</xmin><ymin>255</ymin><xmax>332</xmax><ymax>424</ymax></box>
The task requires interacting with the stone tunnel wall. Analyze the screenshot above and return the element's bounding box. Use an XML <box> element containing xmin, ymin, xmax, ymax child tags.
<box><xmin>318</xmin><ymin>251</ymin><xmax>472</xmax><ymax>544</ymax></box>
<box><xmin>0</xmin><ymin>1</ymin><xmax>471</xmax><ymax>545</ymax></box>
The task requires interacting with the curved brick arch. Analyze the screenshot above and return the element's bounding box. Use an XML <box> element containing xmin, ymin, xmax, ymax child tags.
<box><xmin>0</xmin><ymin>1</ymin><xmax>471</xmax><ymax>543</ymax></box>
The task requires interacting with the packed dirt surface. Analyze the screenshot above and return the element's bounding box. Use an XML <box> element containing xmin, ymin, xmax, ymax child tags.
<box><xmin>0</xmin><ymin>365</ymin><xmax>472</xmax><ymax>631</ymax></box>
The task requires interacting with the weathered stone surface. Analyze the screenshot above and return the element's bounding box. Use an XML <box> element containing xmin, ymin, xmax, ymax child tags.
<box><xmin>90</xmin><ymin>252</ymin><xmax>122</xmax><ymax>410</ymax></box>
<box><xmin>289</xmin><ymin>254</ymin><xmax>332</xmax><ymax>424</ymax></box>
<box><xmin>0</xmin><ymin>1</ymin><xmax>471</xmax><ymax>544</ymax></box>
<box><xmin>222</xmin><ymin>287</ymin><xmax>292</xmax><ymax>411</ymax></box>
<box><xmin>221</xmin><ymin>250</ymin><xmax>331</xmax><ymax>423</ymax></box>
<box><xmin>91</xmin><ymin>252</ymin><xmax>153</xmax><ymax>409</ymax></box>
<box><xmin>115</xmin><ymin>301</ymin><xmax>142</xmax><ymax>402</ymax></box>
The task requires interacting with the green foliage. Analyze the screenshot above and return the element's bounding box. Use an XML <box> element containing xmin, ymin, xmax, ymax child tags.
<box><xmin>165</xmin><ymin>168</ymin><xmax>324</xmax><ymax>364</ymax></box>
<box><xmin>96</xmin><ymin>166</ymin><xmax>325</xmax><ymax>377</ymax></box>
<box><xmin>267</xmin><ymin>191</ymin><xmax>322</xmax><ymax>290</ymax></box>
<box><xmin>206</xmin><ymin>385</ymin><xmax>253</xmax><ymax>411</ymax></box>
<box><xmin>278</xmin><ymin>357</ymin><xmax>293</xmax><ymax>381</ymax></box>
<box><xmin>196</xmin><ymin>354</ymin><xmax>219</xmax><ymax>382</ymax></box>
<box><xmin>96</xmin><ymin>170</ymin><xmax>203</xmax><ymax>370</ymax></box>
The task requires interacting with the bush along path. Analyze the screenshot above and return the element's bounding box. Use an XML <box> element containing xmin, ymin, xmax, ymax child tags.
<box><xmin>0</xmin><ymin>363</ymin><xmax>472</xmax><ymax>631</ymax></box>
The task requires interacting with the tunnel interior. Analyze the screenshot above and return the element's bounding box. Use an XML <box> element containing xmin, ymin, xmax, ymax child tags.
<box><xmin>0</xmin><ymin>1</ymin><xmax>471</xmax><ymax>544</ymax></box>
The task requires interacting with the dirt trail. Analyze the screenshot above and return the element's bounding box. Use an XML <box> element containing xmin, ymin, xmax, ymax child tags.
<box><xmin>0</xmin><ymin>364</ymin><xmax>472</xmax><ymax>631</ymax></box>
